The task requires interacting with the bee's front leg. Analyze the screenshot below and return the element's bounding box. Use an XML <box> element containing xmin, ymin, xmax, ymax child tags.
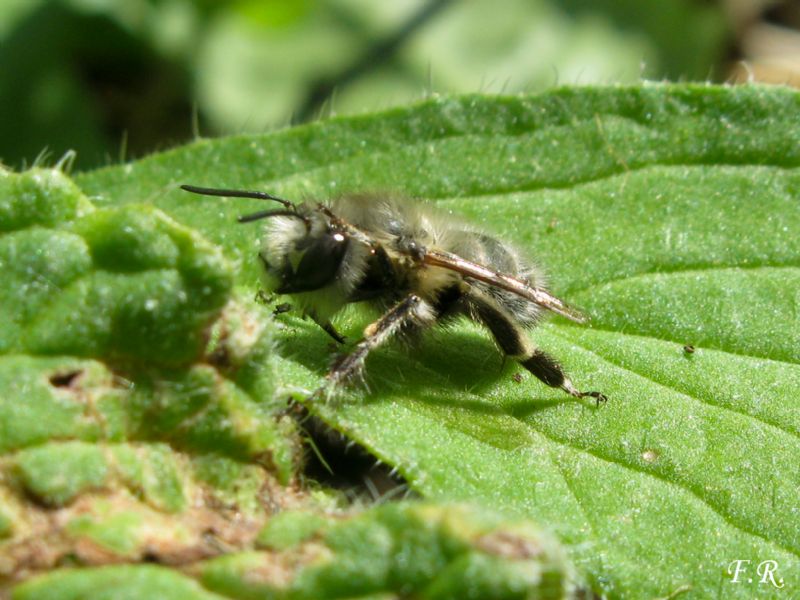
<box><xmin>311</xmin><ymin>294</ymin><xmax>434</xmax><ymax>400</ymax></box>
<box><xmin>307</xmin><ymin>312</ymin><xmax>346</xmax><ymax>344</ymax></box>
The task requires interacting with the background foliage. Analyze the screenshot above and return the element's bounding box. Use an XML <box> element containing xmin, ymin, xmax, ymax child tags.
<box><xmin>0</xmin><ymin>0</ymin><xmax>738</xmax><ymax>171</ymax></box>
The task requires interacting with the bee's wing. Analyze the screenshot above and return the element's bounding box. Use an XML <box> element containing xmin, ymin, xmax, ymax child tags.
<box><xmin>423</xmin><ymin>249</ymin><xmax>587</xmax><ymax>324</ymax></box>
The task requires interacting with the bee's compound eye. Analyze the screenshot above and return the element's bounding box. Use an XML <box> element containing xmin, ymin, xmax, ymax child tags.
<box><xmin>274</xmin><ymin>232</ymin><xmax>349</xmax><ymax>293</ymax></box>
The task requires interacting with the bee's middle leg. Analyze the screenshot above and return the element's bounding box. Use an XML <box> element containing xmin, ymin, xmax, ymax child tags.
<box><xmin>314</xmin><ymin>294</ymin><xmax>435</xmax><ymax>398</ymax></box>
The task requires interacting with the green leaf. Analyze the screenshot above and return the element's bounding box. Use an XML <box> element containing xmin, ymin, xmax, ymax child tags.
<box><xmin>11</xmin><ymin>564</ymin><xmax>227</xmax><ymax>600</ymax></box>
<box><xmin>0</xmin><ymin>169</ymin><xmax>232</xmax><ymax>363</ymax></box>
<box><xmin>38</xmin><ymin>84</ymin><xmax>800</xmax><ymax>596</ymax></box>
<box><xmin>197</xmin><ymin>503</ymin><xmax>578</xmax><ymax>599</ymax></box>
<box><xmin>0</xmin><ymin>168</ymin><xmax>303</xmax><ymax>583</ymax></box>
<box><xmin>12</xmin><ymin>503</ymin><xmax>580</xmax><ymax>599</ymax></box>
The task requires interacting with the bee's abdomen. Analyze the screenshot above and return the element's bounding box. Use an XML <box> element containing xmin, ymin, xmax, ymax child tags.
<box><xmin>449</xmin><ymin>231</ymin><xmax>544</xmax><ymax>327</ymax></box>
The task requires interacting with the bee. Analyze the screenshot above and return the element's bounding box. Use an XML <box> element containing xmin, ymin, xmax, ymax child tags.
<box><xmin>182</xmin><ymin>185</ymin><xmax>607</xmax><ymax>405</ymax></box>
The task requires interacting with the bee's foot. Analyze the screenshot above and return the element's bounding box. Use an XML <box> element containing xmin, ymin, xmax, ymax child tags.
<box><xmin>579</xmin><ymin>390</ymin><xmax>608</xmax><ymax>407</ymax></box>
<box><xmin>562</xmin><ymin>379</ymin><xmax>607</xmax><ymax>407</ymax></box>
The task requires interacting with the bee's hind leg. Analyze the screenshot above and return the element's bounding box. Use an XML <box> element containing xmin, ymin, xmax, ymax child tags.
<box><xmin>471</xmin><ymin>292</ymin><xmax>607</xmax><ymax>406</ymax></box>
<box><xmin>520</xmin><ymin>350</ymin><xmax>607</xmax><ymax>406</ymax></box>
<box><xmin>311</xmin><ymin>294</ymin><xmax>435</xmax><ymax>400</ymax></box>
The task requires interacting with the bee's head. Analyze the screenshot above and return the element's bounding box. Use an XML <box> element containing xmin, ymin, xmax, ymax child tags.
<box><xmin>179</xmin><ymin>185</ymin><xmax>349</xmax><ymax>295</ymax></box>
<box><xmin>257</xmin><ymin>205</ymin><xmax>349</xmax><ymax>294</ymax></box>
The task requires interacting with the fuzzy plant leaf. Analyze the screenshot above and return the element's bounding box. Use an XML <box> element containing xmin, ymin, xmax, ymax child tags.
<box><xmin>12</xmin><ymin>503</ymin><xmax>582</xmax><ymax>599</ymax></box>
<box><xmin>23</xmin><ymin>84</ymin><xmax>800</xmax><ymax>598</ymax></box>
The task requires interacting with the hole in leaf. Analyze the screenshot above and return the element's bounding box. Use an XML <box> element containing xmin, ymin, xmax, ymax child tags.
<box><xmin>49</xmin><ymin>370</ymin><xmax>83</xmax><ymax>388</ymax></box>
<box><xmin>294</xmin><ymin>406</ymin><xmax>413</xmax><ymax>504</ymax></box>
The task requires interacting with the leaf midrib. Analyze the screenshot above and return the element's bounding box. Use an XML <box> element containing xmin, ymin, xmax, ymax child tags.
<box><xmin>572</xmin><ymin>264</ymin><xmax>800</xmax><ymax>296</ymax></box>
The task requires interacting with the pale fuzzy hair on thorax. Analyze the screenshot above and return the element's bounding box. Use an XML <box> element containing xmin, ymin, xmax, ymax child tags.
<box><xmin>326</xmin><ymin>193</ymin><xmax>474</xmax><ymax>250</ymax></box>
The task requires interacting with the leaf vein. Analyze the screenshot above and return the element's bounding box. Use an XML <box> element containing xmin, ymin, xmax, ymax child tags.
<box><xmin>570</xmin><ymin>264</ymin><xmax>800</xmax><ymax>296</ymax></box>
<box><xmin>551</xmin><ymin>328</ymin><xmax>800</xmax><ymax>441</ymax></box>
<box><xmin>528</xmin><ymin>424</ymin><xmax>800</xmax><ymax>560</ymax></box>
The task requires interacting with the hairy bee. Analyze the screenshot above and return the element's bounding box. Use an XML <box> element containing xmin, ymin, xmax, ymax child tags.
<box><xmin>182</xmin><ymin>185</ymin><xmax>606</xmax><ymax>404</ymax></box>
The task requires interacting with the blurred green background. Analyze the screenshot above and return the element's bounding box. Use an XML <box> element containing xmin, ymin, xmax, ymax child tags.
<box><xmin>1</xmin><ymin>0</ymin><xmax>798</xmax><ymax>171</ymax></box>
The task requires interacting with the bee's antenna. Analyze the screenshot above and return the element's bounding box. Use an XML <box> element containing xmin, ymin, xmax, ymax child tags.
<box><xmin>180</xmin><ymin>184</ymin><xmax>296</xmax><ymax>210</ymax></box>
<box><xmin>237</xmin><ymin>209</ymin><xmax>309</xmax><ymax>225</ymax></box>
